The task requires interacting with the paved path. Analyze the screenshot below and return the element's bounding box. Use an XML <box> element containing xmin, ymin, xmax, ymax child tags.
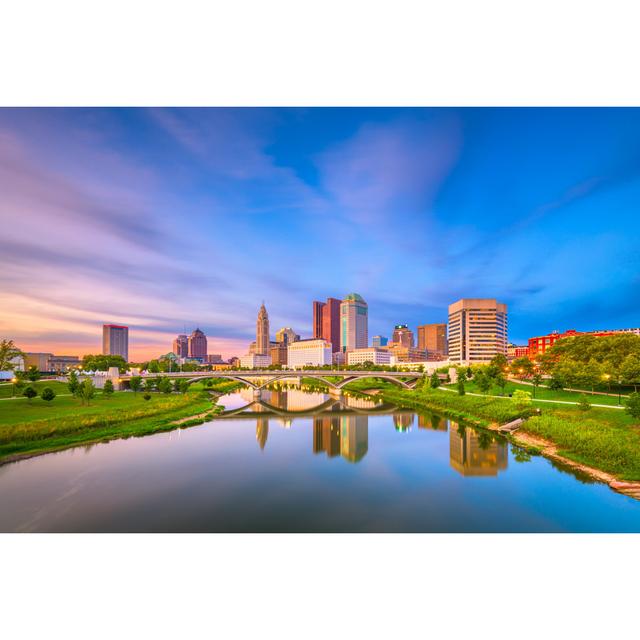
<box><xmin>507</xmin><ymin>377</ymin><xmax>629</xmax><ymax>399</ymax></box>
<box><xmin>439</xmin><ymin>386</ymin><xmax>624</xmax><ymax>409</ymax></box>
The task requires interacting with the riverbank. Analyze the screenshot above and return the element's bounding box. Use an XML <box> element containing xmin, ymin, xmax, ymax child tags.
<box><xmin>0</xmin><ymin>380</ymin><xmax>242</xmax><ymax>466</ymax></box>
<box><xmin>344</xmin><ymin>379</ymin><xmax>640</xmax><ymax>494</ymax></box>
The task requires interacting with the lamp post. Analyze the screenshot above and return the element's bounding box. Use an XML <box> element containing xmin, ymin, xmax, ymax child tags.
<box><xmin>11</xmin><ymin>377</ymin><xmax>17</xmax><ymax>397</ymax></box>
<box><xmin>603</xmin><ymin>373</ymin><xmax>611</xmax><ymax>394</ymax></box>
<box><xmin>618</xmin><ymin>377</ymin><xmax>622</xmax><ymax>405</ymax></box>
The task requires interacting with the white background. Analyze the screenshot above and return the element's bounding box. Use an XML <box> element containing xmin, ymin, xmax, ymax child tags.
<box><xmin>2</xmin><ymin>1</ymin><xmax>640</xmax><ymax>638</ymax></box>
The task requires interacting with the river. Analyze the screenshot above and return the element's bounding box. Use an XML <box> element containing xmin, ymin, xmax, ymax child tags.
<box><xmin>1</xmin><ymin>387</ymin><xmax>639</xmax><ymax>532</ymax></box>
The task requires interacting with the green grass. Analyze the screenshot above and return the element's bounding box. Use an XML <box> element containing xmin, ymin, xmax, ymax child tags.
<box><xmin>0</xmin><ymin>389</ymin><xmax>217</xmax><ymax>464</ymax></box>
<box><xmin>446</xmin><ymin>379</ymin><xmax>625</xmax><ymax>406</ymax></box>
<box><xmin>0</xmin><ymin>380</ymin><xmax>69</xmax><ymax>399</ymax></box>
<box><xmin>521</xmin><ymin>406</ymin><xmax>640</xmax><ymax>481</ymax></box>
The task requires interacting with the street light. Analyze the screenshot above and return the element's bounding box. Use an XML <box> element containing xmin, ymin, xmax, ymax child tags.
<box><xmin>603</xmin><ymin>373</ymin><xmax>611</xmax><ymax>394</ymax></box>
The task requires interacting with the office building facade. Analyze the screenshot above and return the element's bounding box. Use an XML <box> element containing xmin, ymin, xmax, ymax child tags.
<box><xmin>346</xmin><ymin>348</ymin><xmax>392</xmax><ymax>366</ymax></box>
<box><xmin>340</xmin><ymin>293</ymin><xmax>368</xmax><ymax>352</ymax></box>
<box><xmin>102</xmin><ymin>324</ymin><xmax>129</xmax><ymax>361</ymax></box>
<box><xmin>287</xmin><ymin>338</ymin><xmax>332</xmax><ymax>368</ymax></box>
<box><xmin>372</xmin><ymin>335</ymin><xmax>388</xmax><ymax>347</ymax></box>
<box><xmin>188</xmin><ymin>328</ymin><xmax>208</xmax><ymax>360</ymax></box>
<box><xmin>172</xmin><ymin>334</ymin><xmax>189</xmax><ymax>357</ymax></box>
<box><xmin>447</xmin><ymin>299</ymin><xmax>507</xmax><ymax>363</ymax></box>
<box><xmin>417</xmin><ymin>323</ymin><xmax>448</xmax><ymax>357</ymax></box>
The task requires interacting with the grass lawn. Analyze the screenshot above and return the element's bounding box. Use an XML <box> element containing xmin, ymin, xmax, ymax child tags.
<box><xmin>446</xmin><ymin>379</ymin><xmax>625</xmax><ymax>407</ymax></box>
<box><xmin>0</xmin><ymin>389</ymin><xmax>217</xmax><ymax>464</ymax></box>
<box><xmin>0</xmin><ymin>380</ymin><xmax>69</xmax><ymax>399</ymax></box>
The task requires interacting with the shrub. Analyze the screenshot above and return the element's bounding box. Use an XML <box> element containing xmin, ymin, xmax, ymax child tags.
<box><xmin>578</xmin><ymin>395</ymin><xmax>591</xmax><ymax>412</ymax></box>
<box><xmin>457</xmin><ymin>380</ymin><xmax>465</xmax><ymax>396</ymax></box>
<box><xmin>23</xmin><ymin>386</ymin><xmax>37</xmax><ymax>403</ymax></box>
<box><xmin>103</xmin><ymin>379</ymin><xmax>114</xmax><ymax>397</ymax></box>
<box><xmin>512</xmin><ymin>389</ymin><xmax>532</xmax><ymax>411</ymax></box>
<box><xmin>549</xmin><ymin>377</ymin><xmax>564</xmax><ymax>391</ymax></box>
<box><xmin>430</xmin><ymin>372</ymin><xmax>440</xmax><ymax>389</ymax></box>
<box><xmin>625</xmin><ymin>392</ymin><xmax>640</xmax><ymax>420</ymax></box>
<box><xmin>143</xmin><ymin>393</ymin><xmax>151</xmax><ymax>401</ymax></box>
<box><xmin>41</xmin><ymin>387</ymin><xmax>56</xmax><ymax>403</ymax></box>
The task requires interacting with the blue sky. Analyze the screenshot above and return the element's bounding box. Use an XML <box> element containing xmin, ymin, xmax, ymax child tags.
<box><xmin>1</xmin><ymin>107</ymin><xmax>638</xmax><ymax>358</ymax></box>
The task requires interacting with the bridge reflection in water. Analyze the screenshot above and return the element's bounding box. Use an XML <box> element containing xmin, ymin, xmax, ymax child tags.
<box><xmin>220</xmin><ymin>388</ymin><xmax>508</xmax><ymax>474</ymax></box>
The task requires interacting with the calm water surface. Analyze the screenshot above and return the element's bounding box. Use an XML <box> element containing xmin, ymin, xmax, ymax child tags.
<box><xmin>1</xmin><ymin>388</ymin><xmax>639</xmax><ymax>532</ymax></box>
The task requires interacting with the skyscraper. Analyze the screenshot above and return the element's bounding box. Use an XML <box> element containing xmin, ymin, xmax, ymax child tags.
<box><xmin>448</xmin><ymin>299</ymin><xmax>507</xmax><ymax>362</ymax></box>
<box><xmin>172</xmin><ymin>334</ymin><xmax>188</xmax><ymax>357</ymax></box>
<box><xmin>391</xmin><ymin>324</ymin><xmax>414</xmax><ymax>348</ymax></box>
<box><xmin>256</xmin><ymin>303</ymin><xmax>270</xmax><ymax>355</ymax></box>
<box><xmin>372</xmin><ymin>335</ymin><xmax>388</xmax><ymax>347</ymax></box>
<box><xmin>188</xmin><ymin>328</ymin><xmax>208</xmax><ymax>359</ymax></box>
<box><xmin>312</xmin><ymin>297</ymin><xmax>341</xmax><ymax>352</ymax></box>
<box><xmin>340</xmin><ymin>293</ymin><xmax>368</xmax><ymax>352</ymax></box>
<box><xmin>102</xmin><ymin>324</ymin><xmax>128</xmax><ymax>361</ymax></box>
<box><xmin>312</xmin><ymin>301</ymin><xmax>325</xmax><ymax>339</ymax></box>
<box><xmin>417</xmin><ymin>323</ymin><xmax>448</xmax><ymax>357</ymax></box>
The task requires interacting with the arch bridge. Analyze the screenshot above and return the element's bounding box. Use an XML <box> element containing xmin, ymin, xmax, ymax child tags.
<box><xmin>120</xmin><ymin>369</ymin><xmax>424</xmax><ymax>391</ymax></box>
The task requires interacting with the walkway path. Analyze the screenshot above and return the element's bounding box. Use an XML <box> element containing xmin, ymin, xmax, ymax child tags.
<box><xmin>439</xmin><ymin>386</ymin><xmax>624</xmax><ymax>410</ymax></box>
<box><xmin>508</xmin><ymin>377</ymin><xmax>629</xmax><ymax>399</ymax></box>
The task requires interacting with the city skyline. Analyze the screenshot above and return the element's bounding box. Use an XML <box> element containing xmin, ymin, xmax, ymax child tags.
<box><xmin>2</xmin><ymin>108</ymin><xmax>639</xmax><ymax>359</ymax></box>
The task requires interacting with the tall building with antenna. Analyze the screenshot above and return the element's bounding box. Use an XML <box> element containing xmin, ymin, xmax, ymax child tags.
<box><xmin>256</xmin><ymin>303</ymin><xmax>270</xmax><ymax>355</ymax></box>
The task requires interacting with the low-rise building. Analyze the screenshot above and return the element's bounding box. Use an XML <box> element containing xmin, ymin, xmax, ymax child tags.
<box><xmin>48</xmin><ymin>355</ymin><xmax>80</xmax><ymax>372</ymax></box>
<box><xmin>287</xmin><ymin>339</ymin><xmax>332</xmax><ymax>368</ymax></box>
<box><xmin>240</xmin><ymin>353</ymin><xmax>272</xmax><ymax>368</ymax></box>
<box><xmin>386</xmin><ymin>345</ymin><xmax>427</xmax><ymax>362</ymax></box>
<box><xmin>507</xmin><ymin>343</ymin><xmax>530</xmax><ymax>360</ymax></box>
<box><xmin>346</xmin><ymin>348</ymin><xmax>391</xmax><ymax>366</ymax></box>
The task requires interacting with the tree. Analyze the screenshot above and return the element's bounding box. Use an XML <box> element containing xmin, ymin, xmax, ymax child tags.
<box><xmin>129</xmin><ymin>376</ymin><xmax>142</xmax><ymax>395</ymax></box>
<box><xmin>179</xmin><ymin>380</ymin><xmax>190</xmax><ymax>394</ymax></box>
<box><xmin>548</xmin><ymin>377</ymin><xmax>564</xmax><ymax>391</ymax></box>
<box><xmin>173</xmin><ymin>379</ymin><xmax>181</xmax><ymax>392</ymax></box>
<box><xmin>494</xmin><ymin>373</ymin><xmax>507</xmax><ymax>396</ymax></box>
<box><xmin>23</xmin><ymin>386</ymin><xmax>37</xmax><ymax>403</ymax></box>
<box><xmin>531</xmin><ymin>373</ymin><xmax>543</xmax><ymax>398</ymax></box>
<box><xmin>430</xmin><ymin>372</ymin><xmax>440</xmax><ymax>389</ymax></box>
<box><xmin>81</xmin><ymin>354</ymin><xmax>127</xmax><ymax>372</ymax></box>
<box><xmin>26</xmin><ymin>365</ymin><xmax>41</xmax><ymax>382</ymax></box>
<box><xmin>143</xmin><ymin>378</ymin><xmax>155</xmax><ymax>393</ymax></box>
<box><xmin>0</xmin><ymin>339</ymin><xmax>24</xmax><ymax>371</ymax></box>
<box><xmin>578</xmin><ymin>395</ymin><xmax>591</xmax><ymax>412</ymax></box>
<box><xmin>158</xmin><ymin>377</ymin><xmax>172</xmax><ymax>394</ymax></box>
<box><xmin>147</xmin><ymin>360</ymin><xmax>161</xmax><ymax>373</ymax></box>
<box><xmin>625</xmin><ymin>392</ymin><xmax>640</xmax><ymax>420</ymax></box>
<box><xmin>476</xmin><ymin>372</ymin><xmax>492</xmax><ymax>395</ymax></box>
<box><xmin>511</xmin><ymin>357</ymin><xmax>534</xmax><ymax>379</ymax></box>
<box><xmin>41</xmin><ymin>387</ymin><xmax>56</xmax><ymax>403</ymax></box>
<box><xmin>78</xmin><ymin>378</ymin><xmax>95</xmax><ymax>405</ymax></box>
<box><xmin>490</xmin><ymin>353</ymin><xmax>508</xmax><ymax>370</ymax></box>
<box><xmin>512</xmin><ymin>389</ymin><xmax>532</xmax><ymax>411</ymax></box>
<box><xmin>457</xmin><ymin>367</ymin><xmax>467</xmax><ymax>382</ymax></box>
<box><xmin>620</xmin><ymin>354</ymin><xmax>640</xmax><ymax>391</ymax></box>
<box><xmin>103</xmin><ymin>379</ymin><xmax>114</xmax><ymax>397</ymax></box>
<box><xmin>466</xmin><ymin>366</ymin><xmax>473</xmax><ymax>379</ymax></box>
<box><xmin>457</xmin><ymin>379</ymin><xmax>466</xmax><ymax>396</ymax></box>
<box><xmin>68</xmin><ymin>370</ymin><xmax>80</xmax><ymax>395</ymax></box>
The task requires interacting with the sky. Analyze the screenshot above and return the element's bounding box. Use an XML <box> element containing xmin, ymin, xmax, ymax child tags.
<box><xmin>1</xmin><ymin>107</ymin><xmax>639</xmax><ymax>360</ymax></box>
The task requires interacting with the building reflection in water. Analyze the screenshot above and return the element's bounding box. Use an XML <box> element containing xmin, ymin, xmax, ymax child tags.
<box><xmin>393</xmin><ymin>413</ymin><xmax>414</xmax><ymax>432</ymax></box>
<box><xmin>313</xmin><ymin>415</ymin><xmax>368</xmax><ymax>463</ymax></box>
<box><xmin>256</xmin><ymin>417</ymin><xmax>269</xmax><ymax>450</ymax></box>
<box><xmin>418</xmin><ymin>414</ymin><xmax>447</xmax><ymax>431</ymax></box>
<box><xmin>449</xmin><ymin>423</ymin><xmax>508</xmax><ymax>476</ymax></box>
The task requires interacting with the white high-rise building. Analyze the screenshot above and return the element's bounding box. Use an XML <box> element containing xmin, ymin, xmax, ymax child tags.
<box><xmin>287</xmin><ymin>339</ymin><xmax>332</xmax><ymax>368</ymax></box>
<box><xmin>340</xmin><ymin>293</ymin><xmax>368</xmax><ymax>352</ymax></box>
<box><xmin>448</xmin><ymin>298</ymin><xmax>508</xmax><ymax>363</ymax></box>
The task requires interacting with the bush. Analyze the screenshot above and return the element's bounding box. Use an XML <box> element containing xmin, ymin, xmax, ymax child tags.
<box><xmin>41</xmin><ymin>387</ymin><xmax>56</xmax><ymax>403</ymax></box>
<box><xmin>548</xmin><ymin>377</ymin><xmax>564</xmax><ymax>391</ymax></box>
<box><xmin>23</xmin><ymin>386</ymin><xmax>37</xmax><ymax>403</ymax></box>
<box><xmin>457</xmin><ymin>380</ymin><xmax>465</xmax><ymax>396</ymax></box>
<box><xmin>512</xmin><ymin>389</ymin><xmax>532</xmax><ymax>411</ymax></box>
<box><xmin>143</xmin><ymin>393</ymin><xmax>151</xmax><ymax>401</ymax></box>
<box><xmin>578</xmin><ymin>395</ymin><xmax>591</xmax><ymax>412</ymax></box>
<box><xmin>625</xmin><ymin>392</ymin><xmax>640</xmax><ymax>420</ymax></box>
<box><xmin>430</xmin><ymin>372</ymin><xmax>440</xmax><ymax>389</ymax></box>
<box><xmin>103</xmin><ymin>379</ymin><xmax>114</xmax><ymax>397</ymax></box>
